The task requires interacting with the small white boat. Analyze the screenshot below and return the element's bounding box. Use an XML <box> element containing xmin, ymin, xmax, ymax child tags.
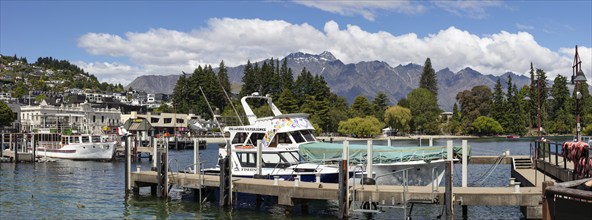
<box><xmin>35</xmin><ymin>134</ymin><xmax>117</xmax><ymax>161</ymax></box>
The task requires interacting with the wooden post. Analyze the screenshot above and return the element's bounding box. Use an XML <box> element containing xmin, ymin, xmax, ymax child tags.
<box><xmin>152</xmin><ymin>138</ymin><xmax>158</xmax><ymax>170</ymax></box>
<box><xmin>462</xmin><ymin>140</ymin><xmax>468</xmax><ymax>187</ymax></box>
<box><xmin>367</xmin><ymin>139</ymin><xmax>373</xmax><ymax>178</ymax></box>
<box><xmin>429</xmin><ymin>137</ymin><xmax>433</xmax><ymax>147</ymax></box>
<box><xmin>0</xmin><ymin>133</ymin><xmax>3</xmax><ymax>157</ymax></box>
<box><xmin>446</xmin><ymin>140</ymin><xmax>454</xmax><ymax>219</ymax></box>
<box><xmin>462</xmin><ymin>205</ymin><xmax>468</xmax><ymax>220</ymax></box>
<box><xmin>542</xmin><ymin>181</ymin><xmax>554</xmax><ymax>220</ymax></box>
<box><xmin>256</xmin><ymin>140</ymin><xmax>262</xmax><ymax>176</ymax></box>
<box><xmin>124</xmin><ymin>135</ymin><xmax>131</xmax><ymax>192</ymax></box>
<box><xmin>219</xmin><ymin>139</ymin><xmax>232</xmax><ymax>207</ymax></box>
<box><xmin>14</xmin><ymin>134</ymin><xmax>19</xmax><ymax>163</ymax></box>
<box><xmin>338</xmin><ymin>140</ymin><xmax>349</xmax><ymax>219</ymax></box>
<box><xmin>446</xmin><ymin>160</ymin><xmax>453</xmax><ymax>220</ymax></box>
<box><xmin>32</xmin><ymin>134</ymin><xmax>36</xmax><ymax>162</ymax></box>
<box><xmin>194</xmin><ymin>138</ymin><xmax>199</xmax><ymax>174</ymax></box>
<box><xmin>387</xmin><ymin>137</ymin><xmax>391</xmax><ymax>146</ymax></box>
<box><xmin>157</xmin><ymin>148</ymin><xmax>168</xmax><ymax>198</ymax></box>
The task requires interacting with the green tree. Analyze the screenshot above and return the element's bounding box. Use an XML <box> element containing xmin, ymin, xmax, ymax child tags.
<box><xmin>338</xmin><ymin>116</ymin><xmax>383</xmax><ymax>138</ymax></box>
<box><xmin>0</xmin><ymin>101</ymin><xmax>16</xmax><ymax>126</ymax></box>
<box><xmin>240</xmin><ymin>61</ymin><xmax>257</xmax><ymax>97</ymax></box>
<box><xmin>383</xmin><ymin>105</ymin><xmax>411</xmax><ymax>135</ymax></box>
<box><xmin>217</xmin><ymin>60</ymin><xmax>231</xmax><ymax>94</ymax></box>
<box><xmin>456</xmin><ymin>85</ymin><xmax>493</xmax><ymax>124</ymax></box>
<box><xmin>491</xmin><ymin>78</ymin><xmax>506</xmax><ymax>125</ymax></box>
<box><xmin>372</xmin><ymin>92</ymin><xmax>389</xmax><ymax>121</ymax></box>
<box><xmin>154</xmin><ymin>102</ymin><xmax>174</xmax><ymax>113</ymax></box>
<box><xmin>279</xmin><ymin>58</ymin><xmax>294</xmax><ymax>91</ymax></box>
<box><xmin>407</xmin><ymin>88</ymin><xmax>441</xmax><ymax>134</ymax></box>
<box><xmin>350</xmin><ymin>95</ymin><xmax>373</xmax><ymax>117</ymax></box>
<box><xmin>419</xmin><ymin>58</ymin><xmax>438</xmax><ymax>96</ymax></box>
<box><xmin>275</xmin><ymin>89</ymin><xmax>299</xmax><ymax>113</ymax></box>
<box><xmin>472</xmin><ymin>116</ymin><xmax>503</xmax><ymax>136</ymax></box>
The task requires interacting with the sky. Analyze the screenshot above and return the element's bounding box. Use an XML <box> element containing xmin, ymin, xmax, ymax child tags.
<box><xmin>1</xmin><ymin>0</ymin><xmax>591</xmax><ymax>86</ymax></box>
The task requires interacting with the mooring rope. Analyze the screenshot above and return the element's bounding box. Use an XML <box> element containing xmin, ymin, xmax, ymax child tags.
<box><xmin>470</xmin><ymin>152</ymin><xmax>506</xmax><ymax>186</ymax></box>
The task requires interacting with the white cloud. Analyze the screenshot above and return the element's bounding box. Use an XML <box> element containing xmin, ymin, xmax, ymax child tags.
<box><xmin>78</xmin><ymin>18</ymin><xmax>590</xmax><ymax>84</ymax></box>
<box><xmin>433</xmin><ymin>0</ymin><xmax>504</xmax><ymax>19</ymax></box>
<box><xmin>516</xmin><ymin>23</ymin><xmax>534</xmax><ymax>30</ymax></box>
<box><xmin>293</xmin><ymin>0</ymin><xmax>425</xmax><ymax>20</ymax></box>
<box><xmin>74</xmin><ymin>61</ymin><xmax>143</xmax><ymax>85</ymax></box>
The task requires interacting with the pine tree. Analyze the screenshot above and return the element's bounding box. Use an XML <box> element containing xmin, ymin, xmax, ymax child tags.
<box><xmin>279</xmin><ymin>58</ymin><xmax>294</xmax><ymax>91</ymax></box>
<box><xmin>240</xmin><ymin>61</ymin><xmax>256</xmax><ymax>97</ymax></box>
<box><xmin>528</xmin><ymin>63</ymin><xmax>537</xmax><ymax>128</ymax></box>
<box><xmin>419</xmin><ymin>58</ymin><xmax>438</xmax><ymax>96</ymax></box>
<box><xmin>372</xmin><ymin>92</ymin><xmax>389</xmax><ymax>121</ymax></box>
<box><xmin>491</xmin><ymin>78</ymin><xmax>506</xmax><ymax>125</ymax></box>
<box><xmin>217</xmin><ymin>61</ymin><xmax>231</xmax><ymax>94</ymax></box>
<box><xmin>275</xmin><ymin>89</ymin><xmax>299</xmax><ymax>113</ymax></box>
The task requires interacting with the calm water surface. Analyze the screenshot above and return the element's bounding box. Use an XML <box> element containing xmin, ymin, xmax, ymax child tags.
<box><xmin>0</xmin><ymin>137</ymin><xmax>572</xmax><ymax>219</ymax></box>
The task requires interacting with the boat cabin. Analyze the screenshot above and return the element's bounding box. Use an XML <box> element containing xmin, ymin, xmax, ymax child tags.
<box><xmin>61</xmin><ymin>135</ymin><xmax>104</xmax><ymax>145</ymax></box>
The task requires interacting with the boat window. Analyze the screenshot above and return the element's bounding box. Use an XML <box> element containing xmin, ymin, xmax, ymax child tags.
<box><xmin>248</xmin><ymin>133</ymin><xmax>265</xmax><ymax>146</ymax></box>
<box><xmin>81</xmin><ymin>136</ymin><xmax>90</xmax><ymax>143</ymax></box>
<box><xmin>232</xmin><ymin>132</ymin><xmax>248</xmax><ymax>144</ymax></box>
<box><xmin>276</xmin><ymin>133</ymin><xmax>292</xmax><ymax>144</ymax></box>
<box><xmin>237</xmin><ymin>152</ymin><xmax>258</xmax><ymax>167</ymax></box>
<box><xmin>280</xmin><ymin>152</ymin><xmax>298</xmax><ymax>163</ymax></box>
<box><xmin>261</xmin><ymin>153</ymin><xmax>281</xmax><ymax>164</ymax></box>
<box><xmin>91</xmin><ymin>136</ymin><xmax>100</xmax><ymax>143</ymax></box>
<box><xmin>291</xmin><ymin>132</ymin><xmax>306</xmax><ymax>143</ymax></box>
<box><xmin>301</xmin><ymin>130</ymin><xmax>315</xmax><ymax>142</ymax></box>
<box><xmin>289</xmin><ymin>151</ymin><xmax>302</xmax><ymax>161</ymax></box>
<box><xmin>69</xmin><ymin>136</ymin><xmax>77</xmax><ymax>144</ymax></box>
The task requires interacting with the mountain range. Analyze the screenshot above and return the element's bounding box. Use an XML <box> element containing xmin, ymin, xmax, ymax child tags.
<box><xmin>126</xmin><ymin>51</ymin><xmax>531</xmax><ymax>111</ymax></box>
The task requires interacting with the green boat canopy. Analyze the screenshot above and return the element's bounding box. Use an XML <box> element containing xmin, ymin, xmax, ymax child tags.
<box><xmin>299</xmin><ymin>142</ymin><xmax>470</xmax><ymax>164</ymax></box>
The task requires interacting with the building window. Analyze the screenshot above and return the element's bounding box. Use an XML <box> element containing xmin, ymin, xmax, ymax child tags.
<box><xmin>176</xmin><ymin>119</ymin><xmax>183</xmax><ymax>123</ymax></box>
<box><xmin>164</xmin><ymin>118</ymin><xmax>172</xmax><ymax>123</ymax></box>
<box><xmin>151</xmin><ymin>118</ymin><xmax>159</xmax><ymax>123</ymax></box>
<box><xmin>101</xmin><ymin>116</ymin><xmax>104</xmax><ymax>123</ymax></box>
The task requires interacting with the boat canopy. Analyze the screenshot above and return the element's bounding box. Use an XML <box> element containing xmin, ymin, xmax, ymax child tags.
<box><xmin>299</xmin><ymin>142</ymin><xmax>470</xmax><ymax>164</ymax></box>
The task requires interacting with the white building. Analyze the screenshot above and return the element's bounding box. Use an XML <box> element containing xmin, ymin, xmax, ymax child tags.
<box><xmin>20</xmin><ymin>101</ymin><xmax>121</xmax><ymax>134</ymax></box>
<box><xmin>121</xmin><ymin>111</ymin><xmax>203</xmax><ymax>135</ymax></box>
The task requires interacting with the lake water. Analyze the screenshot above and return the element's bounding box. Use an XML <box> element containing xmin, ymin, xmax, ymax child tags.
<box><xmin>0</xmin><ymin>137</ymin><xmax>573</xmax><ymax>219</ymax></box>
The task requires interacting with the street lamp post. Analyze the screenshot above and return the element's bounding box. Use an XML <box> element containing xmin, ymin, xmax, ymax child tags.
<box><xmin>572</xmin><ymin>45</ymin><xmax>587</xmax><ymax>142</ymax></box>
<box><xmin>574</xmin><ymin>70</ymin><xmax>586</xmax><ymax>142</ymax></box>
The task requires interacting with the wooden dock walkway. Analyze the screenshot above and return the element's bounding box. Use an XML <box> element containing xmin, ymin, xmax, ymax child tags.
<box><xmin>130</xmin><ymin>171</ymin><xmax>542</xmax><ymax>207</ymax></box>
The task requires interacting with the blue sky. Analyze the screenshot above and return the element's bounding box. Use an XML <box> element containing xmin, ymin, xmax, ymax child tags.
<box><xmin>1</xmin><ymin>0</ymin><xmax>591</xmax><ymax>85</ymax></box>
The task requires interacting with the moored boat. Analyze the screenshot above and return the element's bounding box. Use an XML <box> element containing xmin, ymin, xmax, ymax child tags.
<box><xmin>34</xmin><ymin>133</ymin><xmax>117</xmax><ymax>161</ymax></box>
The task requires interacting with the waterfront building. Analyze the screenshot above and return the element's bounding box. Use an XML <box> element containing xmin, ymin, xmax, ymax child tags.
<box><xmin>20</xmin><ymin>101</ymin><xmax>121</xmax><ymax>134</ymax></box>
<box><xmin>120</xmin><ymin>111</ymin><xmax>213</xmax><ymax>136</ymax></box>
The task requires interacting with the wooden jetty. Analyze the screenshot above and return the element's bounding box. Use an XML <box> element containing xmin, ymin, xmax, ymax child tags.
<box><xmin>127</xmin><ymin>138</ymin><xmax>550</xmax><ymax>220</ymax></box>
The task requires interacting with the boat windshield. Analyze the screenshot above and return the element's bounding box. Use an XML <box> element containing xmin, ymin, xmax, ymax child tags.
<box><xmin>291</xmin><ymin>132</ymin><xmax>306</xmax><ymax>143</ymax></box>
<box><xmin>280</xmin><ymin>151</ymin><xmax>299</xmax><ymax>163</ymax></box>
<box><xmin>301</xmin><ymin>130</ymin><xmax>315</xmax><ymax>142</ymax></box>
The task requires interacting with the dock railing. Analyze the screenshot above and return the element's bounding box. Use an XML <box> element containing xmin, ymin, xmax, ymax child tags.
<box><xmin>533</xmin><ymin>140</ymin><xmax>591</xmax><ymax>181</ymax></box>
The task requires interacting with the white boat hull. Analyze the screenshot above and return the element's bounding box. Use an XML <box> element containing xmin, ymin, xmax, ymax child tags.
<box><xmin>361</xmin><ymin>159</ymin><xmax>447</xmax><ymax>186</ymax></box>
<box><xmin>352</xmin><ymin>160</ymin><xmax>446</xmax><ymax>186</ymax></box>
<box><xmin>37</xmin><ymin>142</ymin><xmax>116</xmax><ymax>160</ymax></box>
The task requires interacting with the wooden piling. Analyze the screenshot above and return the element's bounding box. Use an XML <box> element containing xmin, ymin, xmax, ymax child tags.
<box><xmin>219</xmin><ymin>140</ymin><xmax>232</xmax><ymax>207</ymax></box>
<box><xmin>156</xmin><ymin>149</ymin><xmax>168</xmax><ymax>198</ymax></box>
<box><xmin>446</xmin><ymin>160</ymin><xmax>454</xmax><ymax>219</ymax></box>
<box><xmin>338</xmin><ymin>140</ymin><xmax>349</xmax><ymax>219</ymax></box>
<box><xmin>14</xmin><ymin>134</ymin><xmax>19</xmax><ymax>163</ymax></box>
<box><xmin>542</xmin><ymin>181</ymin><xmax>554</xmax><ymax>220</ymax></box>
<box><xmin>125</xmin><ymin>136</ymin><xmax>131</xmax><ymax>192</ymax></box>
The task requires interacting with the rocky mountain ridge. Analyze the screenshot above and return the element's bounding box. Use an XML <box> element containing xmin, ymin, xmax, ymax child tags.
<box><xmin>126</xmin><ymin>51</ymin><xmax>531</xmax><ymax>111</ymax></box>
